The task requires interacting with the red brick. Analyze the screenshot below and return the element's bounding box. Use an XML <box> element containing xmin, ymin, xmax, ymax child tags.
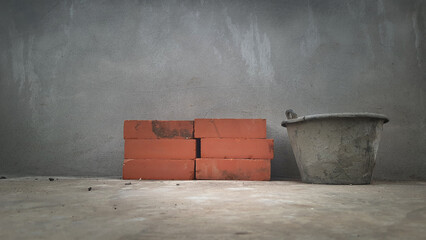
<box><xmin>195</xmin><ymin>158</ymin><xmax>270</xmax><ymax>181</ymax></box>
<box><xmin>194</xmin><ymin>119</ymin><xmax>266</xmax><ymax>138</ymax></box>
<box><xmin>125</xmin><ymin>139</ymin><xmax>196</xmax><ymax>159</ymax></box>
<box><xmin>124</xmin><ymin>120</ymin><xmax>194</xmax><ymax>139</ymax></box>
<box><xmin>123</xmin><ymin>159</ymin><xmax>194</xmax><ymax>180</ymax></box>
<box><xmin>201</xmin><ymin>138</ymin><xmax>274</xmax><ymax>159</ymax></box>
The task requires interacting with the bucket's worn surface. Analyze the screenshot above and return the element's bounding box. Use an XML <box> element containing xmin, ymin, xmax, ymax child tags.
<box><xmin>282</xmin><ymin>112</ymin><xmax>389</xmax><ymax>184</ymax></box>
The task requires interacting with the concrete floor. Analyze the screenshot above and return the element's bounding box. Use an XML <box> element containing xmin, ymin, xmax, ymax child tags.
<box><xmin>0</xmin><ymin>178</ymin><xmax>425</xmax><ymax>240</ymax></box>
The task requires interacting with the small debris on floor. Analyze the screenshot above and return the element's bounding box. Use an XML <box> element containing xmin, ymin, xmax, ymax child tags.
<box><xmin>88</xmin><ymin>187</ymin><xmax>92</xmax><ymax>191</ymax></box>
<box><xmin>125</xmin><ymin>182</ymin><xmax>131</xmax><ymax>185</ymax></box>
<box><xmin>49</xmin><ymin>178</ymin><xmax>54</xmax><ymax>181</ymax></box>
<box><xmin>176</xmin><ymin>183</ymin><xmax>180</xmax><ymax>186</ymax></box>
<box><xmin>35</xmin><ymin>178</ymin><xmax>38</xmax><ymax>180</ymax></box>
<box><xmin>0</xmin><ymin>176</ymin><xmax>6</xmax><ymax>179</ymax></box>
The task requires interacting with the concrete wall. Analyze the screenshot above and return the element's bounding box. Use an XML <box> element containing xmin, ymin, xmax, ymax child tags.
<box><xmin>0</xmin><ymin>0</ymin><xmax>425</xmax><ymax>180</ymax></box>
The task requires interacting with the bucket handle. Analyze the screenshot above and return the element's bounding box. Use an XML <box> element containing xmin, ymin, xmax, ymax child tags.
<box><xmin>285</xmin><ymin>109</ymin><xmax>298</xmax><ymax>119</ymax></box>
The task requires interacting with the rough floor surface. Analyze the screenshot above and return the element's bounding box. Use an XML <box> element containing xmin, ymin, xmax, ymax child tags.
<box><xmin>0</xmin><ymin>178</ymin><xmax>425</xmax><ymax>240</ymax></box>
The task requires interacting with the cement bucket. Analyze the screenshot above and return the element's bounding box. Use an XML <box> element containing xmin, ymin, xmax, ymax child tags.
<box><xmin>281</xmin><ymin>110</ymin><xmax>389</xmax><ymax>184</ymax></box>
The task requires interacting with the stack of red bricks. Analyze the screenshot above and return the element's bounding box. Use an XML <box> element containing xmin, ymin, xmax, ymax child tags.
<box><xmin>123</xmin><ymin>120</ymin><xmax>196</xmax><ymax>180</ymax></box>
<box><xmin>122</xmin><ymin>119</ymin><xmax>273</xmax><ymax>181</ymax></box>
<box><xmin>194</xmin><ymin>119</ymin><xmax>273</xmax><ymax>181</ymax></box>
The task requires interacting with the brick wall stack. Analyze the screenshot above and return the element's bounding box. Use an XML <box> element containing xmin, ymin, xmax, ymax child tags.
<box><xmin>194</xmin><ymin>119</ymin><xmax>273</xmax><ymax>181</ymax></box>
<box><xmin>123</xmin><ymin>120</ymin><xmax>196</xmax><ymax>180</ymax></box>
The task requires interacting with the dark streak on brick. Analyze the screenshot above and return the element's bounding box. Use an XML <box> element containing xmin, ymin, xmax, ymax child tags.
<box><xmin>222</xmin><ymin>170</ymin><xmax>248</xmax><ymax>180</ymax></box>
<box><xmin>269</xmin><ymin>142</ymin><xmax>274</xmax><ymax>153</ymax></box>
<box><xmin>151</xmin><ymin>121</ymin><xmax>192</xmax><ymax>138</ymax></box>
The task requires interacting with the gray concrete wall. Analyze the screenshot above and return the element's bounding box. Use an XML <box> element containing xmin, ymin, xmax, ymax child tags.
<box><xmin>0</xmin><ymin>0</ymin><xmax>425</xmax><ymax>180</ymax></box>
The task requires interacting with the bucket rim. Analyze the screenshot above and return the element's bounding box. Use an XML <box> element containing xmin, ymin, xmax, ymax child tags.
<box><xmin>281</xmin><ymin>112</ymin><xmax>389</xmax><ymax>127</ymax></box>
